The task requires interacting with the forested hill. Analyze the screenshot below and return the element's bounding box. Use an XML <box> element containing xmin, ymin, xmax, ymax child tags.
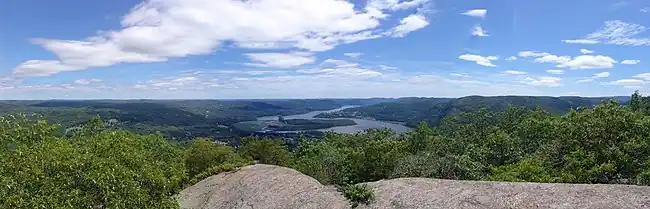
<box><xmin>317</xmin><ymin>96</ymin><xmax>631</xmax><ymax>127</ymax></box>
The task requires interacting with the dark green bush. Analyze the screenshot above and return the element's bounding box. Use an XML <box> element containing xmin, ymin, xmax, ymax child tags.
<box><xmin>341</xmin><ymin>184</ymin><xmax>375</xmax><ymax>208</ymax></box>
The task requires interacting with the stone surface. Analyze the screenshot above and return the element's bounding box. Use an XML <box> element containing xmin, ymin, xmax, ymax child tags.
<box><xmin>178</xmin><ymin>164</ymin><xmax>349</xmax><ymax>209</ymax></box>
<box><xmin>358</xmin><ymin>178</ymin><xmax>650</xmax><ymax>209</ymax></box>
<box><xmin>180</xmin><ymin>165</ymin><xmax>650</xmax><ymax>209</ymax></box>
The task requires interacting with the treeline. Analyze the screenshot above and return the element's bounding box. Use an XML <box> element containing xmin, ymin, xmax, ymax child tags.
<box><xmin>3</xmin><ymin>92</ymin><xmax>650</xmax><ymax>208</ymax></box>
<box><xmin>318</xmin><ymin>95</ymin><xmax>626</xmax><ymax>127</ymax></box>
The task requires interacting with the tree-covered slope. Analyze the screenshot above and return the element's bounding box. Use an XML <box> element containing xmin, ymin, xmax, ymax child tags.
<box><xmin>318</xmin><ymin>96</ymin><xmax>627</xmax><ymax>127</ymax></box>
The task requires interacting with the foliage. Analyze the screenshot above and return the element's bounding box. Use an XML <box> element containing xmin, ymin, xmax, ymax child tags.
<box><xmin>238</xmin><ymin>137</ymin><xmax>292</xmax><ymax>166</ymax></box>
<box><xmin>291</xmin><ymin>93</ymin><xmax>650</xmax><ymax>187</ymax></box>
<box><xmin>340</xmin><ymin>184</ymin><xmax>375</xmax><ymax>208</ymax></box>
<box><xmin>185</xmin><ymin>138</ymin><xmax>250</xmax><ymax>178</ymax></box>
<box><xmin>0</xmin><ymin>115</ymin><xmax>186</xmax><ymax>209</ymax></box>
<box><xmin>186</xmin><ymin>162</ymin><xmax>250</xmax><ymax>187</ymax></box>
<box><xmin>290</xmin><ymin>129</ymin><xmax>405</xmax><ymax>185</ymax></box>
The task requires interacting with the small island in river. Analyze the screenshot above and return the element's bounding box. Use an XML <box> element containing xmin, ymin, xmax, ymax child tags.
<box><xmin>232</xmin><ymin>118</ymin><xmax>356</xmax><ymax>132</ymax></box>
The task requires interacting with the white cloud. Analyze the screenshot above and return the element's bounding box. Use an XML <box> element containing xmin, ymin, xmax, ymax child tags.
<box><xmin>562</xmin><ymin>39</ymin><xmax>600</xmax><ymax>44</ymax></box>
<box><xmin>343</xmin><ymin>52</ymin><xmax>363</xmax><ymax>58</ymax></box>
<box><xmin>461</xmin><ymin>9</ymin><xmax>487</xmax><ymax>18</ymax></box>
<box><xmin>503</xmin><ymin>70</ymin><xmax>527</xmax><ymax>75</ymax></box>
<box><xmin>243</xmin><ymin>52</ymin><xmax>315</xmax><ymax>68</ymax></box>
<box><xmin>518</xmin><ymin>51</ymin><xmax>551</xmax><ymax>57</ymax></box>
<box><xmin>621</xmin><ymin>59</ymin><xmax>641</xmax><ymax>65</ymax></box>
<box><xmin>546</xmin><ymin>69</ymin><xmax>565</xmax><ymax>74</ymax></box>
<box><xmin>534</xmin><ymin>55</ymin><xmax>572</xmax><ymax>64</ymax></box>
<box><xmin>388</xmin><ymin>14</ymin><xmax>429</xmax><ymax>37</ymax></box>
<box><xmin>74</xmin><ymin>79</ymin><xmax>102</xmax><ymax>85</ymax></box>
<box><xmin>563</xmin><ymin>20</ymin><xmax>650</xmax><ymax>46</ymax></box>
<box><xmin>471</xmin><ymin>25</ymin><xmax>489</xmax><ymax>37</ymax></box>
<box><xmin>14</xmin><ymin>0</ymin><xmax>432</xmax><ymax>76</ymax></box>
<box><xmin>592</xmin><ymin>72</ymin><xmax>610</xmax><ymax>78</ymax></box>
<box><xmin>379</xmin><ymin>65</ymin><xmax>398</xmax><ymax>70</ymax></box>
<box><xmin>577</xmin><ymin>72</ymin><xmax>610</xmax><ymax>83</ymax></box>
<box><xmin>505</xmin><ymin>56</ymin><xmax>517</xmax><ymax>61</ymax></box>
<box><xmin>458</xmin><ymin>54</ymin><xmax>498</xmax><ymax>67</ymax></box>
<box><xmin>366</xmin><ymin>0</ymin><xmax>431</xmax><ymax>11</ymax></box>
<box><xmin>450</xmin><ymin>73</ymin><xmax>471</xmax><ymax>78</ymax></box>
<box><xmin>580</xmin><ymin>49</ymin><xmax>595</xmax><ymax>54</ymax></box>
<box><xmin>522</xmin><ymin>76</ymin><xmax>562</xmax><ymax>87</ymax></box>
<box><xmin>624</xmin><ymin>85</ymin><xmax>642</xmax><ymax>89</ymax></box>
<box><xmin>13</xmin><ymin>60</ymin><xmax>84</xmax><ymax>77</ymax></box>
<box><xmin>608</xmin><ymin>79</ymin><xmax>645</xmax><ymax>85</ymax></box>
<box><xmin>633</xmin><ymin>73</ymin><xmax>650</xmax><ymax>80</ymax></box>
<box><xmin>642</xmin><ymin>7</ymin><xmax>650</xmax><ymax>13</ymax></box>
<box><xmin>557</xmin><ymin>55</ymin><xmax>617</xmax><ymax>69</ymax></box>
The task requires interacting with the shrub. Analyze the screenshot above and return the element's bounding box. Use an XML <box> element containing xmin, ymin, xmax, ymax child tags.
<box><xmin>238</xmin><ymin>137</ymin><xmax>291</xmax><ymax>166</ymax></box>
<box><xmin>341</xmin><ymin>184</ymin><xmax>375</xmax><ymax>208</ymax></box>
<box><xmin>185</xmin><ymin>138</ymin><xmax>247</xmax><ymax>178</ymax></box>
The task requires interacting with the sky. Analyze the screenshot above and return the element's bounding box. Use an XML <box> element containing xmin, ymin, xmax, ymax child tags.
<box><xmin>1</xmin><ymin>0</ymin><xmax>650</xmax><ymax>99</ymax></box>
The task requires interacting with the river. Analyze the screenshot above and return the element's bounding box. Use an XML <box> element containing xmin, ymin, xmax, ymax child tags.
<box><xmin>256</xmin><ymin>105</ymin><xmax>411</xmax><ymax>134</ymax></box>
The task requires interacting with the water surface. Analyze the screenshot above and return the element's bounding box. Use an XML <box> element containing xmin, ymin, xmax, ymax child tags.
<box><xmin>256</xmin><ymin>105</ymin><xmax>411</xmax><ymax>134</ymax></box>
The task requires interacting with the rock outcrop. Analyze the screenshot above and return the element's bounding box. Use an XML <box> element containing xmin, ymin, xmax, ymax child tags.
<box><xmin>180</xmin><ymin>164</ymin><xmax>650</xmax><ymax>209</ymax></box>
<box><xmin>178</xmin><ymin>164</ymin><xmax>349</xmax><ymax>209</ymax></box>
<box><xmin>358</xmin><ymin>178</ymin><xmax>650</xmax><ymax>209</ymax></box>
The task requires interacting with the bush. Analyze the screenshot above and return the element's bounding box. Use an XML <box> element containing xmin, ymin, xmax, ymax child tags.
<box><xmin>185</xmin><ymin>138</ymin><xmax>248</xmax><ymax>178</ymax></box>
<box><xmin>341</xmin><ymin>184</ymin><xmax>375</xmax><ymax>208</ymax></box>
<box><xmin>238</xmin><ymin>137</ymin><xmax>291</xmax><ymax>166</ymax></box>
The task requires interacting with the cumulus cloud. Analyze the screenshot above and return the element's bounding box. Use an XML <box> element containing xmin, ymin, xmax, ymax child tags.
<box><xmin>643</xmin><ymin>7</ymin><xmax>650</xmax><ymax>13</ymax></box>
<box><xmin>621</xmin><ymin>60</ymin><xmax>641</xmax><ymax>65</ymax></box>
<box><xmin>557</xmin><ymin>55</ymin><xmax>618</xmax><ymax>69</ymax></box>
<box><xmin>471</xmin><ymin>25</ymin><xmax>489</xmax><ymax>37</ymax></box>
<box><xmin>534</xmin><ymin>55</ymin><xmax>572</xmax><ymax>64</ymax></box>
<box><xmin>522</xmin><ymin>76</ymin><xmax>562</xmax><ymax>87</ymax></box>
<box><xmin>503</xmin><ymin>70</ymin><xmax>527</xmax><ymax>75</ymax></box>
<box><xmin>562</xmin><ymin>20</ymin><xmax>650</xmax><ymax>46</ymax></box>
<box><xmin>546</xmin><ymin>69</ymin><xmax>565</xmax><ymax>74</ymax></box>
<box><xmin>388</xmin><ymin>14</ymin><xmax>429</xmax><ymax>37</ymax></box>
<box><xmin>14</xmin><ymin>0</ymin><xmax>432</xmax><ymax>76</ymax></box>
<box><xmin>580</xmin><ymin>49</ymin><xmax>595</xmax><ymax>54</ymax></box>
<box><xmin>461</xmin><ymin>9</ymin><xmax>487</xmax><ymax>18</ymax></box>
<box><xmin>458</xmin><ymin>54</ymin><xmax>498</xmax><ymax>67</ymax></box>
<box><xmin>243</xmin><ymin>52</ymin><xmax>315</xmax><ymax>68</ymax></box>
<box><xmin>505</xmin><ymin>56</ymin><xmax>517</xmax><ymax>62</ymax></box>
<box><xmin>519</xmin><ymin>50</ymin><xmax>617</xmax><ymax>70</ymax></box>
<box><xmin>518</xmin><ymin>51</ymin><xmax>550</xmax><ymax>57</ymax></box>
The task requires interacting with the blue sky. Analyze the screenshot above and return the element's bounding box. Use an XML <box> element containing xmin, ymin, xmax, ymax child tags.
<box><xmin>1</xmin><ymin>0</ymin><xmax>650</xmax><ymax>99</ymax></box>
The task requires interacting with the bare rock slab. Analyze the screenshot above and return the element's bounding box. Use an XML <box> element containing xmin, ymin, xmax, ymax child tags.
<box><xmin>357</xmin><ymin>178</ymin><xmax>650</xmax><ymax>209</ymax></box>
<box><xmin>178</xmin><ymin>164</ymin><xmax>349</xmax><ymax>209</ymax></box>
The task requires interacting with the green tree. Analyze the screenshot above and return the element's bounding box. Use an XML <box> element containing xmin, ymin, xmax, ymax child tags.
<box><xmin>185</xmin><ymin>138</ymin><xmax>246</xmax><ymax>178</ymax></box>
<box><xmin>0</xmin><ymin>116</ymin><xmax>186</xmax><ymax>209</ymax></box>
<box><xmin>238</xmin><ymin>137</ymin><xmax>291</xmax><ymax>166</ymax></box>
